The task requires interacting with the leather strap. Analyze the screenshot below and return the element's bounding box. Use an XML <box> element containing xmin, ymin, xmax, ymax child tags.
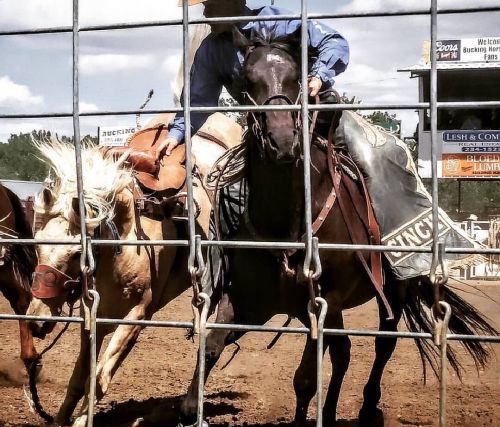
<box><xmin>32</xmin><ymin>264</ymin><xmax>80</xmax><ymax>299</ymax></box>
<box><xmin>327</xmin><ymin>123</ymin><xmax>394</xmax><ymax>320</ymax></box>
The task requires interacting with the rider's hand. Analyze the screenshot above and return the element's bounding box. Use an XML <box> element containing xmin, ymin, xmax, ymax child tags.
<box><xmin>308</xmin><ymin>76</ymin><xmax>323</xmax><ymax>97</ymax></box>
<box><xmin>156</xmin><ymin>137</ymin><xmax>180</xmax><ymax>159</ymax></box>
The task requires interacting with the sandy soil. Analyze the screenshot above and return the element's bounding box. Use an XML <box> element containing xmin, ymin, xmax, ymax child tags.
<box><xmin>0</xmin><ymin>280</ymin><xmax>498</xmax><ymax>427</ymax></box>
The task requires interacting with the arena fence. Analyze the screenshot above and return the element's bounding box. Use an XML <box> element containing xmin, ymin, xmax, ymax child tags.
<box><xmin>1</xmin><ymin>1</ymin><xmax>500</xmax><ymax>427</ymax></box>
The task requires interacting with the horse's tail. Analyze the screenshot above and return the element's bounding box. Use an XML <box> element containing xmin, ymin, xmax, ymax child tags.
<box><xmin>5</xmin><ymin>187</ymin><xmax>37</xmax><ymax>292</ymax></box>
<box><xmin>402</xmin><ymin>277</ymin><xmax>497</xmax><ymax>381</ymax></box>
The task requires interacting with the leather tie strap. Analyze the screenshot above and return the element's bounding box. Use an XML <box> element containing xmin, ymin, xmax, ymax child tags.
<box><xmin>32</xmin><ymin>264</ymin><xmax>80</xmax><ymax>299</ymax></box>
<box><xmin>326</xmin><ymin>123</ymin><xmax>393</xmax><ymax>320</ymax></box>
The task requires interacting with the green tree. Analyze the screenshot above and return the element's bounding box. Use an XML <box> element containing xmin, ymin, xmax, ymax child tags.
<box><xmin>0</xmin><ymin>131</ymin><xmax>97</xmax><ymax>181</ymax></box>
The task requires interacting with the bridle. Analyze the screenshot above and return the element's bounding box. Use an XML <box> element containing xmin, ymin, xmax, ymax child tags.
<box><xmin>242</xmin><ymin>43</ymin><xmax>303</xmax><ymax>157</ymax></box>
<box><xmin>32</xmin><ymin>264</ymin><xmax>81</xmax><ymax>300</ymax></box>
<box><xmin>31</xmin><ymin>217</ymin><xmax>121</xmax><ymax>301</ymax></box>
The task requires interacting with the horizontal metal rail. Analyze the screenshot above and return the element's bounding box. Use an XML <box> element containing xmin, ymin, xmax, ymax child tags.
<box><xmin>3</xmin><ymin>237</ymin><xmax>500</xmax><ymax>255</ymax></box>
<box><xmin>1</xmin><ymin>313</ymin><xmax>499</xmax><ymax>342</ymax></box>
<box><xmin>1</xmin><ymin>237</ymin><xmax>498</xmax><ymax>254</ymax></box>
<box><xmin>1</xmin><ymin>6</ymin><xmax>499</xmax><ymax>37</ymax></box>
<box><xmin>2</xmin><ymin>100</ymin><xmax>500</xmax><ymax>119</ymax></box>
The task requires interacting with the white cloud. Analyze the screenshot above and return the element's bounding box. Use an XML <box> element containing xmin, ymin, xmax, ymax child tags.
<box><xmin>0</xmin><ymin>76</ymin><xmax>44</xmax><ymax>109</ymax></box>
<box><xmin>0</xmin><ymin>0</ymin><xmax>71</xmax><ymax>30</ymax></box>
<box><xmin>79</xmin><ymin>101</ymin><xmax>99</xmax><ymax>112</ymax></box>
<box><xmin>341</xmin><ymin>0</ymin><xmax>500</xmax><ymax>13</ymax></box>
<box><xmin>79</xmin><ymin>54</ymin><xmax>155</xmax><ymax>75</ymax></box>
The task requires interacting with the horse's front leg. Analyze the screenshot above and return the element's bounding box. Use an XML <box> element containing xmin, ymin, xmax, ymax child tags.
<box><xmin>180</xmin><ymin>292</ymin><xmax>238</xmax><ymax>426</ymax></box>
<box><xmin>358</xmin><ymin>283</ymin><xmax>404</xmax><ymax>427</ymax></box>
<box><xmin>322</xmin><ymin>313</ymin><xmax>351</xmax><ymax>426</ymax></box>
<box><xmin>293</xmin><ymin>309</ymin><xmax>343</xmax><ymax>427</ymax></box>
<box><xmin>14</xmin><ymin>290</ymin><xmax>39</xmax><ymax>366</ymax></box>
<box><xmin>54</xmin><ymin>323</ymin><xmax>106</xmax><ymax>426</ymax></box>
<box><xmin>71</xmin><ymin>293</ymin><xmax>152</xmax><ymax>427</ymax></box>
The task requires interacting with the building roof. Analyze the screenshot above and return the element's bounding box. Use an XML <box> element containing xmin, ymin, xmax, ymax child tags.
<box><xmin>399</xmin><ymin>62</ymin><xmax>500</xmax><ymax>74</ymax></box>
<box><xmin>0</xmin><ymin>179</ymin><xmax>43</xmax><ymax>200</ymax></box>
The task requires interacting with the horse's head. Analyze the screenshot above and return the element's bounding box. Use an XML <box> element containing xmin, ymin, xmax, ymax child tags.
<box><xmin>234</xmin><ymin>27</ymin><xmax>301</xmax><ymax>163</ymax></box>
<box><xmin>27</xmin><ymin>141</ymin><xmax>134</xmax><ymax>338</ymax></box>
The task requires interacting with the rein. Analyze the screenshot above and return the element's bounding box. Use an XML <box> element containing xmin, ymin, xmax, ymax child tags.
<box><xmin>27</xmin><ymin>304</ymin><xmax>75</xmax><ymax>423</ymax></box>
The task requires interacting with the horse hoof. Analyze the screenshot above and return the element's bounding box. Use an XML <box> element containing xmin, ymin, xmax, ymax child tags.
<box><xmin>359</xmin><ymin>406</ymin><xmax>384</xmax><ymax>427</ymax></box>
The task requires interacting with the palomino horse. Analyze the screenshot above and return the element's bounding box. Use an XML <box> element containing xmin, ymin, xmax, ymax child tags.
<box><xmin>25</xmin><ymin>139</ymin><xmax>217</xmax><ymax>427</ymax></box>
<box><xmin>180</xmin><ymin>31</ymin><xmax>497</xmax><ymax>426</ymax></box>
<box><xmin>0</xmin><ymin>183</ymin><xmax>38</xmax><ymax>367</ymax></box>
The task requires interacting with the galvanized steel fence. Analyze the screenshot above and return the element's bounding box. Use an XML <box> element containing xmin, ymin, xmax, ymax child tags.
<box><xmin>1</xmin><ymin>1</ymin><xmax>500</xmax><ymax>427</ymax></box>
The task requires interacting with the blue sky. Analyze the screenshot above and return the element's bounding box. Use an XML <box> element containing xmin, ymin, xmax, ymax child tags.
<box><xmin>0</xmin><ymin>0</ymin><xmax>499</xmax><ymax>143</ymax></box>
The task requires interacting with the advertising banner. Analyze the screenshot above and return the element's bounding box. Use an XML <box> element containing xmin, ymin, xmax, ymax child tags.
<box><xmin>442</xmin><ymin>153</ymin><xmax>500</xmax><ymax>177</ymax></box>
<box><xmin>442</xmin><ymin>130</ymin><xmax>500</xmax><ymax>154</ymax></box>
<box><xmin>423</xmin><ymin>37</ymin><xmax>500</xmax><ymax>63</ymax></box>
<box><xmin>98</xmin><ymin>126</ymin><xmax>136</xmax><ymax>147</ymax></box>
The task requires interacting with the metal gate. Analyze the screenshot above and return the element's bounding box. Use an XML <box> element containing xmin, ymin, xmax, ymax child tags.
<box><xmin>1</xmin><ymin>2</ymin><xmax>500</xmax><ymax>427</ymax></box>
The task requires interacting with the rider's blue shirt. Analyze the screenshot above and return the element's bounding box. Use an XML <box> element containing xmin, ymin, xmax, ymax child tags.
<box><xmin>169</xmin><ymin>6</ymin><xmax>349</xmax><ymax>143</ymax></box>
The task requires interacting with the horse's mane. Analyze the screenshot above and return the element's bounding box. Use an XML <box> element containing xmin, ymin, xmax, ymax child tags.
<box><xmin>34</xmin><ymin>139</ymin><xmax>134</xmax><ymax>228</ymax></box>
<box><xmin>3</xmin><ymin>186</ymin><xmax>37</xmax><ymax>292</ymax></box>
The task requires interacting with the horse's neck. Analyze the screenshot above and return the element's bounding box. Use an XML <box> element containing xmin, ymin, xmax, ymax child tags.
<box><xmin>247</xmin><ymin>150</ymin><xmax>304</xmax><ymax>240</ymax></box>
<box><xmin>108</xmin><ymin>187</ymin><xmax>136</xmax><ymax>238</ymax></box>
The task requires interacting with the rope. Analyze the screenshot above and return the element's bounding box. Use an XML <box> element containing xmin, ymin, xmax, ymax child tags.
<box><xmin>205</xmin><ymin>140</ymin><xmax>248</xmax><ymax>191</ymax></box>
<box><xmin>26</xmin><ymin>304</ymin><xmax>75</xmax><ymax>423</ymax></box>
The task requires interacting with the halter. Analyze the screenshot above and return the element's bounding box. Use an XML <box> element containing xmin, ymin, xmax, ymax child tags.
<box><xmin>32</xmin><ymin>264</ymin><xmax>80</xmax><ymax>299</ymax></box>
<box><xmin>31</xmin><ymin>216</ymin><xmax>121</xmax><ymax>301</ymax></box>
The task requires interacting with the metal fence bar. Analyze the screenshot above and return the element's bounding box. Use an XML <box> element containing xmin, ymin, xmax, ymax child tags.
<box><xmin>300</xmin><ymin>0</ymin><xmax>315</xmax><ymax>277</ymax></box>
<box><xmin>4</xmin><ymin>237</ymin><xmax>500</xmax><ymax>255</ymax></box>
<box><xmin>1</xmin><ymin>5</ymin><xmax>500</xmax><ymax>37</ymax></box>
<box><xmin>2</xmin><ymin>313</ymin><xmax>499</xmax><ymax>343</ymax></box>
<box><xmin>1</xmin><ymin>2</ymin><xmax>499</xmax><ymax>427</ymax></box>
<box><xmin>5</xmin><ymin>99</ymin><xmax>500</xmax><ymax>119</ymax></box>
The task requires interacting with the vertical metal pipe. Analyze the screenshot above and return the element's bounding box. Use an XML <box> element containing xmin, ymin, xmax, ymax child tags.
<box><xmin>435</xmin><ymin>301</ymin><xmax>452</xmax><ymax>427</ymax></box>
<box><xmin>429</xmin><ymin>0</ymin><xmax>440</xmax><ymax>245</ymax></box>
<box><xmin>72</xmin><ymin>0</ymin><xmax>88</xmax><ymax>274</ymax></box>
<box><xmin>86</xmin><ymin>290</ymin><xmax>100</xmax><ymax>427</ymax></box>
<box><xmin>196</xmin><ymin>293</ymin><xmax>210</xmax><ymax>427</ymax></box>
<box><xmin>315</xmin><ymin>297</ymin><xmax>328</xmax><ymax>427</ymax></box>
<box><xmin>181</xmin><ymin>0</ymin><xmax>197</xmax><ymax>268</ymax></box>
<box><xmin>300</xmin><ymin>0</ymin><xmax>314</xmax><ymax>276</ymax></box>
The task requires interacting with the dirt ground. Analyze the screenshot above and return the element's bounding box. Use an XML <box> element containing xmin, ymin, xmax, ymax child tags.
<box><xmin>0</xmin><ymin>280</ymin><xmax>498</xmax><ymax>427</ymax></box>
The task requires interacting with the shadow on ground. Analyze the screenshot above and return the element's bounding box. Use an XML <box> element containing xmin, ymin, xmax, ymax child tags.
<box><xmin>91</xmin><ymin>392</ymin><xmax>362</xmax><ymax>427</ymax></box>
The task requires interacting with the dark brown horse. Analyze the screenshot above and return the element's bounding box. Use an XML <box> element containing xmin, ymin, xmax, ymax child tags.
<box><xmin>180</xmin><ymin>30</ymin><xmax>497</xmax><ymax>426</ymax></box>
<box><xmin>0</xmin><ymin>183</ymin><xmax>38</xmax><ymax>367</ymax></box>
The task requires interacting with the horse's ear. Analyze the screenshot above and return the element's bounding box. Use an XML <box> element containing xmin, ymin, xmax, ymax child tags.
<box><xmin>279</xmin><ymin>26</ymin><xmax>301</xmax><ymax>48</ymax></box>
<box><xmin>42</xmin><ymin>188</ymin><xmax>52</xmax><ymax>206</ymax></box>
<box><xmin>71</xmin><ymin>197</ymin><xmax>80</xmax><ymax>217</ymax></box>
<box><xmin>232</xmin><ymin>26</ymin><xmax>251</xmax><ymax>49</ymax></box>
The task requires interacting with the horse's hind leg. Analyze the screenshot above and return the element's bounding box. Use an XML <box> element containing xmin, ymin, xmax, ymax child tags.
<box><xmin>180</xmin><ymin>292</ymin><xmax>239</xmax><ymax>426</ymax></box>
<box><xmin>359</xmin><ymin>284</ymin><xmax>404</xmax><ymax>427</ymax></box>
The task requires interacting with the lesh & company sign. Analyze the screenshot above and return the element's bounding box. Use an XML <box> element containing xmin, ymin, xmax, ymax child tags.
<box><xmin>442</xmin><ymin>131</ymin><xmax>500</xmax><ymax>177</ymax></box>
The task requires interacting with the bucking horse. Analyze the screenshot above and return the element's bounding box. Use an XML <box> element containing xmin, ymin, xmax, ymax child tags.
<box><xmin>179</xmin><ymin>28</ymin><xmax>498</xmax><ymax>427</ymax></box>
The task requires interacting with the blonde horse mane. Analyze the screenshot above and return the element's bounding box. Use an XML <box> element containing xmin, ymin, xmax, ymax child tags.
<box><xmin>34</xmin><ymin>139</ymin><xmax>134</xmax><ymax>228</ymax></box>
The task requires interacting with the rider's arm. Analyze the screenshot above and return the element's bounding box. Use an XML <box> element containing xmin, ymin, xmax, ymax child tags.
<box><xmin>168</xmin><ymin>37</ymin><xmax>224</xmax><ymax>144</ymax></box>
<box><xmin>307</xmin><ymin>20</ymin><xmax>349</xmax><ymax>89</ymax></box>
<box><xmin>242</xmin><ymin>6</ymin><xmax>349</xmax><ymax>90</ymax></box>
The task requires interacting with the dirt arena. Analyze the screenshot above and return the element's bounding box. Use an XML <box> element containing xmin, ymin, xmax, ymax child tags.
<box><xmin>0</xmin><ymin>280</ymin><xmax>498</xmax><ymax>427</ymax></box>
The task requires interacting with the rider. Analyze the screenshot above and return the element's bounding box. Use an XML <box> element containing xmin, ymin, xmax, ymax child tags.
<box><xmin>156</xmin><ymin>0</ymin><xmax>349</xmax><ymax>157</ymax></box>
